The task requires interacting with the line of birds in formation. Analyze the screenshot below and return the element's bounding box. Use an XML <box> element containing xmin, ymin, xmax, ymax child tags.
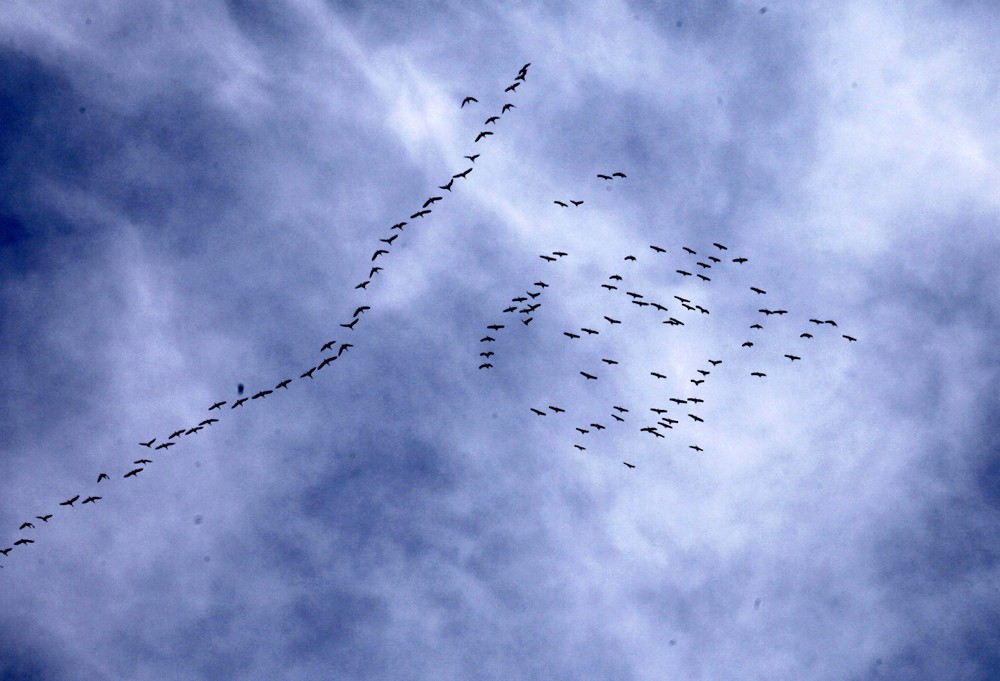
<box><xmin>478</xmin><ymin>236</ymin><xmax>858</xmax><ymax>469</ymax></box>
<box><xmin>1</xmin><ymin>64</ymin><xmax>535</xmax><ymax>566</ymax></box>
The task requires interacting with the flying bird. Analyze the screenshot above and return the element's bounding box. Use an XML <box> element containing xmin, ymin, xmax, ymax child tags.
<box><xmin>687</xmin><ymin>398</ymin><xmax>704</xmax><ymax>404</ymax></box>
<box><xmin>697</xmin><ymin>369</ymin><xmax>710</xmax><ymax>376</ymax></box>
<box><xmin>410</xmin><ymin>210</ymin><xmax>431</xmax><ymax>219</ymax></box>
<box><xmin>843</xmin><ymin>335</ymin><xmax>857</xmax><ymax>342</ymax></box>
<box><xmin>750</xmin><ymin>372</ymin><xmax>767</xmax><ymax>377</ymax></box>
<box><xmin>597</xmin><ymin>174</ymin><xmax>612</xmax><ymax>180</ymax></box>
<box><xmin>0</xmin><ymin>548</ymin><xmax>11</xmax><ymax>556</ymax></box>
<box><xmin>186</xmin><ymin>427</ymin><xmax>203</xmax><ymax>435</ymax></box>
<box><xmin>337</xmin><ymin>343</ymin><xmax>353</xmax><ymax>357</ymax></box>
<box><xmin>461</xmin><ymin>96</ymin><xmax>478</xmax><ymax>107</ymax></box>
<box><xmin>613</xmin><ymin>406</ymin><xmax>629</xmax><ymax>413</ymax></box>
<box><xmin>13</xmin><ymin>539</ymin><xmax>33</xmax><ymax>546</ymax></box>
<box><xmin>485</xmin><ymin>116</ymin><xmax>499</xmax><ymax>125</ymax></box>
<box><xmin>199</xmin><ymin>418</ymin><xmax>219</xmax><ymax>426</ymax></box>
<box><xmin>581</xmin><ymin>328</ymin><xmax>598</xmax><ymax>335</ymax></box>
<box><xmin>134</xmin><ymin>458</ymin><xmax>152</xmax><ymax>465</ymax></box>
<box><xmin>540</xmin><ymin>255</ymin><xmax>556</xmax><ymax>262</ymax></box>
<box><xmin>97</xmin><ymin>473</ymin><xmax>109</xmax><ymax>482</ymax></box>
<box><xmin>139</xmin><ymin>438</ymin><xmax>155</xmax><ymax>448</ymax></box>
<box><xmin>155</xmin><ymin>442</ymin><xmax>175</xmax><ymax>450</ymax></box>
<box><xmin>733</xmin><ymin>257</ymin><xmax>748</xmax><ymax>264</ymax></box>
<box><xmin>689</xmin><ymin>445</ymin><xmax>703</xmax><ymax>452</ymax></box>
<box><xmin>563</xmin><ymin>332</ymin><xmax>580</xmax><ymax>339</ymax></box>
<box><xmin>486</xmin><ymin>324</ymin><xmax>505</xmax><ymax>331</ymax></box>
<box><xmin>505</xmin><ymin>82</ymin><xmax>520</xmax><ymax>92</ymax></box>
<box><xmin>481</xmin><ymin>336</ymin><xmax>495</xmax><ymax>343</ymax></box>
<box><xmin>549</xmin><ymin>406</ymin><xmax>565</xmax><ymax>413</ymax></box>
<box><xmin>623</xmin><ymin>461</ymin><xmax>636</xmax><ymax>469</ymax></box>
<box><xmin>601</xmin><ymin>284</ymin><xmax>617</xmax><ymax>291</ymax></box>
<box><xmin>209</xmin><ymin>401</ymin><xmax>226</xmax><ymax>411</ymax></box>
<box><xmin>604</xmin><ymin>316</ymin><xmax>621</xmax><ymax>325</ymax></box>
<box><xmin>570</xmin><ymin>200</ymin><xmax>584</xmax><ymax>206</ymax></box>
<box><xmin>651</xmin><ymin>372</ymin><xmax>666</xmax><ymax>379</ymax></box>
<box><xmin>464</xmin><ymin>154</ymin><xmax>480</xmax><ymax>164</ymax></box>
<box><xmin>19</xmin><ymin>522</ymin><xmax>34</xmax><ymax>530</ymax></box>
<box><xmin>650</xmin><ymin>245</ymin><xmax>666</xmax><ymax>253</ymax></box>
<box><xmin>626</xmin><ymin>291</ymin><xmax>643</xmax><ymax>299</ymax></box>
<box><xmin>612</xmin><ymin>172</ymin><xmax>626</xmax><ymax>178</ymax></box>
<box><xmin>590</xmin><ymin>423</ymin><xmax>606</xmax><ymax>430</ymax></box>
<box><xmin>475</xmin><ymin>131</ymin><xmax>494</xmax><ymax>142</ymax></box>
<box><xmin>340</xmin><ymin>319</ymin><xmax>359</xmax><ymax>330</ymax></box>
<box><xmin>36</xmin><ymin>515</ymin><xmax>52</xmax><ymax>522</ymax></box>
<box><xmin>580</xmin><ymin>372</ymin><xmax>598</xmax><ymax>380</ymax></box>
<box><xmin>439</xmin><ymin>179</ymin><xmax>454</xmax><ymax>191</ymax></box>
<box><xmin>124</xmin><ymin>468</ymin><xmax>143</xmax><ymax>478</ymax></box>
<box><xmin>669</xmin><ymin>398</ymin><xmax>687</xmax><ymax>405</ymax></box>
<box><xmin>708</xmin><ymin>359</ymin><xmax>722</xmax><ymax>366</ymax></box>
<box><xmin>353</xmin><ymin>305</ymin><xmax>371</xmax><ymax>317</ymax></box>
<box><xmin>478</xmin><ymin>363</ymin><xmax>493</xmax><ymax>370</ymax></box>
<box><xmin>751</xmin><ymin>287</ymin><xmax>766</xmax><ymax>295</ymax></box>
<box><xmin>553</xmin><ymin>251</ymin><xmax>568</xmax><ymax>257</ymax></box>
<box><xmin>480</xmin><ymin>351</ymin><xmax>494</xmax><ymax>358</ymax></box>
<box><xmin>682</xmin><ymin>247</ymin><xmax>697</xmax><ymax>255</ymax></box>
<box><xmin>676</xmin><ymin>270</ymin><xmax>692</xmax><ymax>276</ymax></box>
<box><xmin>422</xmin><ymin>196</ymin><xmax>442</xmax><ymax>208</ymax></box>
<box><xmin>697</xmin><ymin>274</ymin><xmax>711</xmax><ymax>281</ymax></box>
<box><xmin>800</xmin><ymin>333</ymin><xmax>813</xmax><ymax>339</ymax></box>
<box><xmin>554</xmin><ymin>200</ymin><xmax>568</xmax><ymax>207</ymax></box>
<box><xmin>275</xmin><ymin>379</ymin><xmax>291</xmax><ymax>390</ymax></box>
<box><xmin>688</xmin><ymin>414</ymin><xmax>704</xmax><ymax>423</ymax></box>
<box><xmin>825</xmin><ymin>320</ymin><xmax>838</xmax><ymax>327</ymax></box>
<box><xmin>82</xmin><ymin>496</ymin><xmax>101</xmax><ymax>504</ymax></box>
<box><xmin>522</xmin><ymin>317</ymin><xmax>533</xmax><ymax>325</ymax></box>
<box><xmin>602</xmin><ymin>359</ymin><xmax>618</xmax><ymax>365</ymax></box>
<box><xmin>321</xmin><ymin>339</ymin><xmax>337</xmax><ymax>352</ymax></box>
<box><xmin>501</xmin><ymin>103</ymin><xmax>515</xmax><ymax>113</ymax></box>
<box><xmin>232</xmin><ymin>397</ymin><xmax>249</xmax><ymax>407</ymax></box>
<box><xmin>534</xmin><ymin>281</ymin><xmax>549</xmax><ymax>288</ymax></box>
<box><xmin>691</xmin><ymin>379</ymin><xmax>704</xmax><ymax>385</ymax></box>
<box><xmin>60</xmin><ymin>495</ymin><xmax>80</xmax><ymax>507</ymax></box>
<box><xmin>624</xmin><ymin>255</ymin><xmax>637</xmax><ymax>261</ymax></box>
<box><xmin>612</xmin><ymin>414</ymin><xmax>625</xmax><ymax>422</ymax></box>
<box><xmin>252</xmin><ymin>390</ymin><xmax>273</xmax><ymax>399</ymax></box>
<box><xmin>574</xmin><ymin>445</ymin><xmax>586</xmax><ymax>451</ymax></box>
<box><xmin>650</xmin><ymin>408</ymin><xmax>669</xmax><ymax>415</ymax></box>
<box><xmin>750</xmin><ymin>324</ymin><xmax>763</xmax><ymax>330</ymax></box>
<box><xmin>169</xmin><ymin>429</ymin><xmax>185</xmax><ymax>439</ymax></box>
<box><xmin>530</xmin><ymin>408</ymin><xmax>546</xmax><ymax>416</ymax></box>
<box><xmin>576</xmin><ymin>428</ymin><xmax>589</xmax><ymax>435</ymax></box>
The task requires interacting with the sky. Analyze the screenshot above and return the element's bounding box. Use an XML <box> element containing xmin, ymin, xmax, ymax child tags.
<box><xmin>1</xmin><ymin>1</ymin><xmax>999</xmax><ymax>679</ymax></box>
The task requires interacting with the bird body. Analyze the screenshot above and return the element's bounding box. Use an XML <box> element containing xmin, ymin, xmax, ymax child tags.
<box><xmin>580</xmin><ymin>372</ymin><xmax>597</xmax><ymax>380</ymax></box>
<box><xmin>461</xmin><ymin>96</ymin><xmax>478</xmax><ymax>107</ymax></box>
<box><xmin>232</xmin><ymin>397</ymin><xmax>249</xmax><ymax>407</ymax></box>
<box><xmin>124</xmin><ymin>468</ymin><xmax>143</xmax><ymax>478</ymax></box>
<box><xmin>209</xmin><ymin>401</ymin><xmax>226</xmax><ymax>411</ymax></box>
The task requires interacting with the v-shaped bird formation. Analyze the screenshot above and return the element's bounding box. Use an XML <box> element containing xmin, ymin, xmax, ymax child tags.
<box><xmin>2</xmin><ymin>64</ymin><xmax>536</xmax><ymax>566</ymax></box>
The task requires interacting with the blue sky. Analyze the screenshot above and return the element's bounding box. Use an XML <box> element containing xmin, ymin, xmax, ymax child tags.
<box><xmin>2</xmin><ymin>1</ymin><xmax>999</xmax><ymax>679</ymax></box>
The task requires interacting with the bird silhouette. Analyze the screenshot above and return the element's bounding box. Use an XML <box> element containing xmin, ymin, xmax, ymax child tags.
<box><xmin>750</xmin><ymin>372</ymin><xmax>766</xmax><ymax>377</ymax></box>
<box><xmin>391</xmin><ymin>221</ymin><xmax>407</xmax><ymax>231</ymax></box>
<box><xmin>624</xmin><ymin>255</ymin><xmax>637</xmax><ymax>261</ymax></box>
<box><xmin>505</xmin><ymin>82</ymin><xmax>520</xmax><ymax>92</ymax></box>
<box><xmin>480</xmin><ymin>336</ymin><xmax>495</xmax><ymax>343</ymax></box>
<box><xmin>549</xmin><ymin>406</ymin><xmax>565</xmax><ymax>413</ymax></box>
<box><xmin>503</xmin><ymin>306</ymin><xmax>517</xmax><ymax>313</ymax></box>
<box><xmin>682</xmin><ymin>246</ymin><xmax>697</xmax><ymax>255</ymax></box>
<box><xmin>563</xmin><ymin>332</ymin><xmax>580</xmax><ymax>339</ymax></box>
<box><xmin>688</xmin><ymin>414</ymin><xmax>704</xmax><ymax>423</ymax></box>
<box><xmin>82</xmin><ymin>496</ymin><xmax>101</xmax><ymax>504</ymax></box>
<box><xmin>576</xmin><ymin>428</ymin><xmax>589</xmax><ymax>435</ymax></box>
<box><xmin>276</xmin><ymin>379</ymin><xmax>291</xmax><ymax>390</ymax></box>
<box><xmin>169</xmin><ymin>430</ymin><xmax>185</xmax><ymax>439</ymax></box>
<box><xmin>750</xmin><ymin>324</ymin><xmax>763</xmax><ymax>330</ymax></box>
<box><xmin>232</xmin><ymin>396</ymin><xmax>249</xmax><ymax>407</ymax></box>
<box><xmin>612</xmin><ymin>172</ymin><xmax>626</xmax><ymax>178</ymax></box>
<box><xmin>36</xmin><ymin>515</ymin><xmax>52</xmax><ymax>522</ymax></box>
<box><xmin>597</xmin><ymin>174</ymin><xmax>612</xmax><ymax>180</ymax></box>
<box><xmin>155</xmin><ymin>442</ymin><xmax>175</xmax><ymax>450</ymax></box>
<box><xmin>530</xmin><ymin>408</ymin><xmax>546</xmax><ymax>416</ymax></box>
<box><xmin>317</xmin><ymin>356</ymin><xmax>336</xmax><ymax>369</ymax></box>
<box><xmin>438</xmin><ymin>179</ymin><xmax>454</xmax><ymax>192</ymax></box>
<box><xmin>453</xmin><ymin>168</ymin><xmax>473</xmax><ymax>180</ymax></box>
<box><xmin>590</xmin><ymin>423</ymin><xmax>606</xmax><ymax>430</ymax></box>
<box><xmin>124</xmin><ymin>468</ymin><xmax>143</xmax><ymax>478</ymax></box>
<box><xmin>134</xmin><ymin>458</ymin><xmax>152</xmax><ymax>465</ymax></box>
<box><xmin>540</xmin><ymin>255</ymin><xmax>556</xmax><ymax>262</ymax></box>
<box><xmin>825</xmin><ymin>320</ymin><xmax>838</xmax><ymax>326</ymax></box>
<box><xmin>742</xmin><ymin>341</ymin><xmax>754</xmax><ymax>347</ymax></box>
<box><xmin>340</xmin><ymin>319</ymin><xmax>359</xmax><ymax>330</ymax></box>
<box><xmin>691</xmin><ymin>379</ymin><xmax>704</xmax><ymax>385</ymax></box>
<box><xmin>522</xmin><ymin>317</ymin><xmax>533</xmax><ymax>325</ymax></box>
<box><xmin>800</xmin><ymin>333</ymin><xmax>813</xmax><ymax>339</ymax></box>
<box><xmin>337</xmin><ymin>343</ymin><xmax>353</xmax><ymax>357</ymax></box>
<box><xmin>353</xmin><ymin>305</ymin><xmax>371</xmax><ymax>317</ymax></box>
<box><xmin>708</xmin><ymin>359</ymin><xmax>722</xmax><ymax>366</ymax></box>
<box><xmin>475</xmin><ymin>131</ymin><xmax>493</xmax><ymax>142</ymax></box>
<box><xmin>614</xmin><ymin>406</ymin><xmax>629</xmax><ymax>413</ymax></box>
<box><xmin>19</xmin><ymin>522</ymin><xmax>34</xmax><ymax>530</ymax></box>
<box><xmin>461</xmin><ymin>96</ymin><xmax>478</xmax><ymax>107</ymax></box>
<box><xmin>574</xmin><ymin>445</ymin><xmax>586</xmax><ymax>451</ymax></box>
<box><xmin>485</xmin><ymin>116</ymin><xmax>499</xmax><ymax>125</ymax></box>
<box><xmin>480</xmin><ymin>351</ymin><xmax>494</xmax><ymax>358</ymax></box>
<box><xmin>733</xmin><ymin>257</ymin><xmax>748</xmax><ymax>264</ymax></box>
<box><xmin>552</xmin><ymin>251</ymin><xmax>568</xmax><ymax>257</ymax></box>
<box><xmin>422</xmin><ymin>196</ymin><xmax>442</xmax><ymax>208</ymax></box>
<box><xmin>464</xmin><ymin>154</ymin><xmax>480</xmax><ymax>163</ymax></box>
<box><xmin>199</xmin><ymin>418</ymin><xmax>219</xmax><ymax>426</ymax></box>
<box><xmin>410</xmin><ymin>210</ymin><xmax>431</xmax><ymax>219</ymax></box>
<box><xmin>0</xmin><ymin>548</ymin><xmax>11</xmax><ymax>556</ymax></box>
<box><xmin>669</xmin><ymin>398</ymin><xmax>687</xmax><ymax>405</ymax></box>
<box><xmin>751</xmin><ymin>287</ymin><xmax>766</xmax><ymax>295</ymax></box>
<box><xmin>784</xmin><ymin>354</ymin><xmax>801</xmax><ymax>361</ymax></box>
<box><xmin>676</xmin><ymin>270</ymin><xmax>692</xmax><ymax>276</ymax></box>
<box><xmin>697</xmin><ymin>274</ymin><xmax>711</xmax><ymax>282</ymax></box>
<box><xmin>650</xmin><ymin>245</ymin><xmax>666</xmax><ymax>253</ymax></box>
<box><xmin>697</xmin><ymin>262</ymin><xmax>711</xmax><ymax>269</ymax></box>
<box><xmin>554</xmin><ymin>200</ymin><xmax>568</xmax><ymax>207</ymax></box>
<box><xmin>625</xmin><ymin>291</ymin><xmax>643</xmax><ymax>299</ymax></box>
<box><xmin>843</xmin><ymin>335</ymin><xmax>857</xmax><ymax>342</ymax></box>
<box><xmin>97</xmin><ymin>473</ymin><xmax>109</xmax><ymax>483</ymax></box>
<box><xmin>570</xmin><ymin>200</ymin><xmax>584</xmax><ymax>206</ymax></box>
<box><xmin>534</xmin><ymin>281</ymin><xmax>549</xmax><ymax>288</ymax></box>
<box><xmin>612</xmin><ymin>414</ymin><xmax>625</xmax><ymax>422</ymax></box>
<box><xmin>651</xmin><ymin>372</ymin><xmax>667</xmax><ymax>379</ymax></box>
<box><xmin>321</xmin><ymin>339</ymin><xmax>337</xmax><ymax>352</ymax></box>
<box><xmin>501</xmin><ymin>103</ymin><xmax>515</xmax><ymax>113</ymax></box>
<box><xmin>601</xmin><ymin>284</ymin><xmax>618</xmax><ymax>291</ymax></box>
<box><xmin>602</xmin><ymin>359</ymin><xmax>618</xmax><ymax>365</ymax></box>
<box><xmin>209</xmin><ymin>401</ymin><xmax>226</xmax><ymax>411</ymax></box>
<box><xmin>186</xmin><ymin>427</ymin><xmax>203</xmax><ymax>435</ymax></box>
<box><xmin>688</xmin><ymin>398</ymin><xmax>704</xmax><ymax>404</ymax></box>
<box><xmin>139</xmin><ymin>438</ymin><xmax>155</xmax><ymax>448</ymax></box>
<box><xmin>479</xmin><ymin>363</ymin><xmax>493</xmax><ymax>370</ymax></box>
<box><xmin>13</xmin><ymin>539</ymin><xmax>33</xmax><ymax>546</ymax></box>
<box><xmin>581</xmin><ymin>328</ymin><xmax>598</xmax><ymax>335</ymax></box>
<box><xmin>252</xmin><ymin>390</ymin><xmax>273</xmax><ymax>399</ymax></box>
<box><xmin>60</xmin><ymin>495</ymin><xmax>80</xmax><ymax>507</ymax></box>
<box><xmin>580</xmin><ymin>372</ymin><xmax>597</xmax><ymax>380</ymax></box>
<box><xmin>689</xmin><ymin>445</ymin><xmax>704</xmax><ymax>452</ymax></box>
<box><xmin>604</xmin><ymin>316</ymin><xmax>621</xmax><ymax>325</ymax></box>
<box><xmin>623</xmin><ymin>462</ymin><xmax>636</xmax><ymax>468</ymax></box>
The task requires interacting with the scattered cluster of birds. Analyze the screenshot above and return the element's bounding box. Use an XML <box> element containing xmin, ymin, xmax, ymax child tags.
<box><xmin>2</xmin><ymin>64</ymin><xmax>535</xmax><ymax>567</ymax></box>
<box><xmin>478</xmin><ymin>230</ymin><xmax>858</xmax><ymax>470</ymax></box>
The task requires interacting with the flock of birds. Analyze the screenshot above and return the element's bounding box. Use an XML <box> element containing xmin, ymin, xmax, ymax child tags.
<box><xmin>3</xmin><ymin>54</ymin><xmax>858</xmax><ymax>567</ymax></box>
<box><xmin>477</xmin><ymin>236</ymin><xmax>858</xmax><ymax>469</ymax></box>
<box><xmin>2</xmin><ymin>64</ymin><xmax>536</xmax><ymax>567</ymax></box>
